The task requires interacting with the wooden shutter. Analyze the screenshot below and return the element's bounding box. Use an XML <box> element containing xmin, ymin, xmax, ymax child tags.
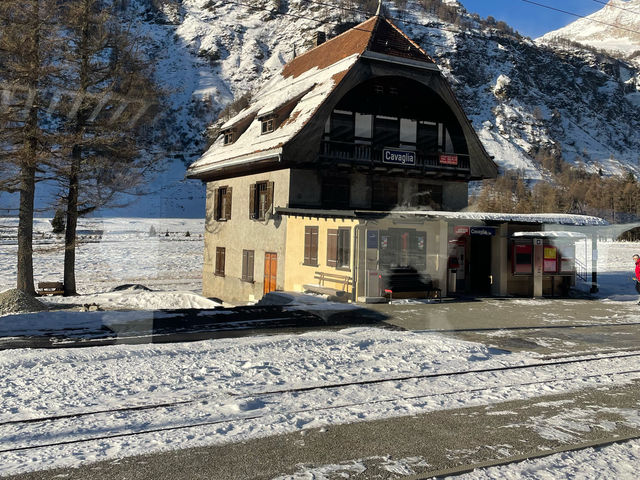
<box><xmin>242</xmin><ymin>250</ymin><xmax>254</xmax><ymax>282</ymax></box>
<box><xmin>327</xmin><ymin>229</ymin><xmax>338</xmax><ymax>267</ymax></box>
<box><xmin>216</xmin><ymin>247</ymin><xmax>225</xmax><ymax>276</ymax></box>
<box><xmin>310</xmin><ymin>227</ymin><xmax>318</xmax><ymax>265</ymax></box>
<box><xmin>224</xmin><ymin>187</ymin><xmax>232</xmax><ymax>220</ymax></box>
<box><xmin>212</xmin><ymin>187</ymin><xmax>219</xmax><ymax>222</ymax></box>
<box><xmin>266</xmin><ymin>181</ymin><xmax>274</xmax><ymax>213</ymax></box>
<box><xmin>304</xmin><ymin>227</ymin><xmax>318</xmax><ymax>265</ymax></box>
<box><xmin>247</xmin><ymin>250</ymin><xmax>254</xmax><ymax>281</ymax></box>
<box><xmin>249</xmin><ymin>183</ymin><xmax>257</xmax><ymax>219</ymax></box>
<box><xmin>304</xmin><ymin>228</ymin><xmax>311</xmax><ymax>265</ymax></box>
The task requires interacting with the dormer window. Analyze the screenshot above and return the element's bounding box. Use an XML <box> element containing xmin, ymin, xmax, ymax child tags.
<box><xmin>261</xmin><ymin>116</ymin><xmax>275</xmax><ymax>134</ymax></box>
<box><xmin>223</xmin><ymin>130</ymin><xmax>234</xmax><ymax>145</ymax></box>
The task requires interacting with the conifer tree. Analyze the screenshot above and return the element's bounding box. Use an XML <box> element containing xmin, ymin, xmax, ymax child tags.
<box><xmin>56</xmin><ymin>0</ymin><xmax>162</xmax><ymax>295</ymax></box>
<box><xmin>0</xmin><ymin>0</ymin><xmax>60</xmax><ymax>295</ymax></box>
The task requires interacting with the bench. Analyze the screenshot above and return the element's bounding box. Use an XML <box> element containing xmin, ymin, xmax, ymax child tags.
<box><xmin>380</xmin><ymin>268</ymin><xmax>441</xmax><ymax>303</ymax></box>
<box><xmin>303</xmin><ymin>271</ymin><xmax>353</xmax><ymax>299</ymax></box>
<box><xmin>314</xmin><ymin>271</ymin><xmax>352</xmax><ymax>290</ymax></box>
<box><xmin>37</xmin><ymin>281</ymin><xmax>64</xmax><ymax>296</ymax></box>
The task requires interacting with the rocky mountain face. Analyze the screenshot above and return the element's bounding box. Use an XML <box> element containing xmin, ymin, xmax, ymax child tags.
<box><xmin>6</xmin><ymin>0</ymin><xmax>638</xmax><ymax>217</ymax></box>
<box><xmin>142</xmin><ymin>0</ymin><xmax>639</xmax><ymax>187</ymax></box>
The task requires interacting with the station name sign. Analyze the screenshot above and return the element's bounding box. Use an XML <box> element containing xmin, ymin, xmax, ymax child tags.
<box><xmin>383</xmin><ymin>148</ymin><xmax>416</xmax><ymax>166</ymax></box>
<box><xmin>470</xmin><ymin>226</ymin><xmax>497</xmax><ymax>236</ymax></box>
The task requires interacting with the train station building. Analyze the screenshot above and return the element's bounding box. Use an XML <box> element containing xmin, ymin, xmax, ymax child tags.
<box><xmin>187</xmin><ymin>11</ymin><xmax>606</xmax><ymax>303</ymax></box>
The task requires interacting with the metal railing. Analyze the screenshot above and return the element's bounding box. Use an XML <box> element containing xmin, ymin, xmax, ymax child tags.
<box><xmin>574</xmin><ymin>258</ymin><xmax>588</xmax><ymax>282</ymax></box>
<box><xmin>319</xmin><ymin>140</ymin><xmax>471</xmax><ymax>171</ymax></box>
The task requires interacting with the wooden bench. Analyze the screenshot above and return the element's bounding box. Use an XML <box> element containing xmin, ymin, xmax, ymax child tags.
<box><xmin>314</xmin><ymin>271</ymin><xmax>352</xmax><ymax>290</ymax></box>
<box><xmin>303</xmin><ymin>271</ymin><xmax>353</xmax><ymax>298</ymax></box>
<box><xmin>380</xmin><ymin>268</ymin><xmax>442</xmax><ymax>303</ymax></box>
<box><xmin>37</xmin><ymin>281</ymin><xmax>64</xmax><ymax>296</ymax></box>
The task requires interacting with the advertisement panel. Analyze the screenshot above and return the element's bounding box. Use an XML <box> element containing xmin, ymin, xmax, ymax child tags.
<box><xmin>543</xmin><ymin>246</ymin><xmax>558</xmax><ymax>273</ymax></box>
<box><xmin>513</xmin><ymin>244</ymin><xmax>533</xmax><ymax>274</ymax></box>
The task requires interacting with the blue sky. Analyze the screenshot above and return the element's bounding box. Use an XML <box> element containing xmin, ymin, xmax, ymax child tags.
<box><xmin>459</xmin><ymin>0</ymin><xmax>603</xmax><ymax>38</ymax></box>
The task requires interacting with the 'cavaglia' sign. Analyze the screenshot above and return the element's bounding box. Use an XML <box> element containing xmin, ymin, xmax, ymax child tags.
<box><xmin>382</xmin><ymin>148</ymin><xmax>416</xmax><ymax>166</ymax></box>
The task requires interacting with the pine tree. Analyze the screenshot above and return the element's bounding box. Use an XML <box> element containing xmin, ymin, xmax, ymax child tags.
<box><xmin>56</xmin><ymin>0</ymin><xmax>162</xmax><ymax>295</ymax></box>
<box><xmin>0</xmin><ymin>0</ymin><xmax>60</xmax><ymax>295</ymax></box>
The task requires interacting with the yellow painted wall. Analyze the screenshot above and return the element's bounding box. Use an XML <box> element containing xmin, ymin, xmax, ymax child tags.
<box><xmin>284</xmin><ymin>216</ymin><xmax>359</xmax><ymax>295</ymax></box>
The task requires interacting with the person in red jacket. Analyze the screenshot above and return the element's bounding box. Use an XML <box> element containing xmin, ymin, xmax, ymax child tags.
<box><xmin>633</xmin><ymin>254</ymin><xmax>640</xmax><ymax>303</ymax></box>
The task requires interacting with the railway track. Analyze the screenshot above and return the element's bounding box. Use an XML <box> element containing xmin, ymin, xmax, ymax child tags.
<box><xmin>2</xmin><ymin>350</ymin><xmax>640</xmax><ymax>456</ymax></box>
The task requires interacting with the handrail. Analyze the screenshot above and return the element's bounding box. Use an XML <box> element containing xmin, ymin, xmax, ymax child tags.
<box><xmin>319</xmin><ymin>140</ymin><xmax>471</xmax><ymax>170</ymax></box>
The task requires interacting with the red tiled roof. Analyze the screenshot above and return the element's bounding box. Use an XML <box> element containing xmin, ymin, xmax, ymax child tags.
<box><xmin>282</xmin><ymin>15</ymin><xmax>435</xmax><ymax>79</ymax></box>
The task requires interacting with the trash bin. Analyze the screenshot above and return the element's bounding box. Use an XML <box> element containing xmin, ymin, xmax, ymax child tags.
<box><xmin>448</xmin><ymin>269</ymin><xmax>457</xmax><ymax>294</ymax></box>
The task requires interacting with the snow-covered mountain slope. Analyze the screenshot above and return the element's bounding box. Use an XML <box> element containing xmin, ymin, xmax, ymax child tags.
<box><xmin>137</xmin><ymin>0</ymin><xmax>640</xmax><ymax>189</ymax></box>
<box><xmin>4</xmin><ymin>0</ymin><xmax>640</xmax><ymax>217</ymax></box>
<box><xmin>538</xmin><ymin>0</ymin><xmax>640</xmax><ymax>62</ymax></box>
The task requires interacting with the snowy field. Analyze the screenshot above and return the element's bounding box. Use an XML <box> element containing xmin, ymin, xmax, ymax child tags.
<box><xmin>2</xmin><ymin>218</ymin><xmax>640</xmax><ymax>476</ymax></box>
<box><xmin>0</xmin><ymin>217</ymin><xmax>205</xmax><ymax>300</ymax></box>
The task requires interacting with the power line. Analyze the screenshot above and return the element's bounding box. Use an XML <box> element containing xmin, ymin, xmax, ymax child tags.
<box><xmin>520</xmin><ymin>0</ymin><xmax>640</xmax><ymax>36</ymax></box>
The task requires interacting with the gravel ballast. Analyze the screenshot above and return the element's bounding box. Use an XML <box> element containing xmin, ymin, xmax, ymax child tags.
<box><xmin>0</xmin><ymin>289</ymin><xmax>48</xmax><ymax>316</ymax></box>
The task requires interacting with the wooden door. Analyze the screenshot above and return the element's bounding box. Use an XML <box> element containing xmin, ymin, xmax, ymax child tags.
<box><xmin>263</xmin><ymin>252</ymin><xmax>277</xmax><ymax>294</ymax></box>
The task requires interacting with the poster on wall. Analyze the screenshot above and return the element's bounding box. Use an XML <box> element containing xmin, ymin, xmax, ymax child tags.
<box><xmin>543</xmin><ymin>246</ymin><xmax>558</xmax><ymax>273</ymax></box>
<box><xmin>513</xmin><ymin>244</ymin><xmax>533</xmax><ymax>274</ymax></box>
<box><xmin>367</xmin><ymin>230</ymin><xmax>379</xmax><ymax>249</ymax></box>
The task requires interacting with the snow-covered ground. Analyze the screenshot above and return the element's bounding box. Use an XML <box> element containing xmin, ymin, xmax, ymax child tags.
<box><xmin>2</xmin><ymin>218</ymin><xmax>640</xmax><ymax>476</ymax></box>
<box><xmin>1</xmin><ymin>328</ymin><xmax>639</xmax><ymax>476</ymax></box>
<box><xmin>0</xmin><ymin>217</ymin><xmax>205</xmax><ymax>295</ymax></box>
<box><xmin>452</xmin><ymin>439</ymin><xmax>640</xmax><ymax>480</ymax></box>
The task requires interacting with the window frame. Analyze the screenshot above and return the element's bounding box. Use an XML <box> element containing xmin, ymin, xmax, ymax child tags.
<box><xmin>327</xmin><ymin>228</ymin><xmax>350</xmax><ymax>270</ymax></box>
<box><xmin>249</xmin><ymin>181</ymin><xmax>274</xmax><ymax>221</ymax></box>
<box><xmin>213</xmin><ymin>186</ymin><xmax>232</xmax><ymax>221</ymax></box>
<box><xmin>261</xmin><ymin>118</ymin><xmax>274</xmax><ymax>134</ymax></box>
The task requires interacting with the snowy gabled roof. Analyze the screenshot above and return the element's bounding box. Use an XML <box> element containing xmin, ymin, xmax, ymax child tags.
<box><xmin>187</xmin><ymin>15</ymin><xmax>437</xmax><ymax>180</ymax></box>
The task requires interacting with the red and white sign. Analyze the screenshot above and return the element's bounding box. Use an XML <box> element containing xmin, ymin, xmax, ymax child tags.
<box><xmin>454</xmin><ymin>226</ymin><xmax>470</xmax><ymax>235</ymax></box>
<box><xmin>439</xmin><ymin>154</ymin><xmax>459</xmax><ymax>166</ymax></box>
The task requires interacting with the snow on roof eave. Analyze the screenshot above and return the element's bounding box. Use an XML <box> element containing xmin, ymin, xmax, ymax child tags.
<box><xmin>512</xmin><ymin>231</ymin><xmax>588</xmax><ymax>239</ymax></box>
<box><xmin>360</xmin><ymin>50</ymin><xmax>440</xmax><ymax>72</ymax></box>
<box><xmin>187</xmin><ymin>148</ymin><xmax>283</xmax><ymax>179</ymax></box>
<box><xmin>356</xmin><ymin>210</ymin><xmax>609</xmax><ymax>227</ymax></box>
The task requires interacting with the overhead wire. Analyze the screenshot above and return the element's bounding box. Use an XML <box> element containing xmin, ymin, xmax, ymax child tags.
<box><xmin>520</xmin><ymin>0</ymin><xmax>640</xmax><ymax>35</ymax></box>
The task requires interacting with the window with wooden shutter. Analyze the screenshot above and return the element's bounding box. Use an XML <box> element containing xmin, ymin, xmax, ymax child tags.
<box><xmin>214</xmin><ymin>186</ymin><xmax>231</xmax><ymax>221</ymax></box>
<box><xmin>327</xmin><ymin>229</ymin><xmax>338</xmax><ymax>267</ymax></box>
<box><xmin>242</xmin><ymin>249</ymin><xmax>254</xmax><ymax>282</ymax></box>
<box><xmin>304</xmin><ymin>226</ymin><xmax>318</xmax><ymax>266</ymax></box>
<box><xmin>215</xmin><ymin>247</ymin><xmax>225</xmax><ymax>276</ymax></box>
<box><xmin>250</xmin><ymin>181</ymin><xmax>274</xmax><ymax>221</ymax></box>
